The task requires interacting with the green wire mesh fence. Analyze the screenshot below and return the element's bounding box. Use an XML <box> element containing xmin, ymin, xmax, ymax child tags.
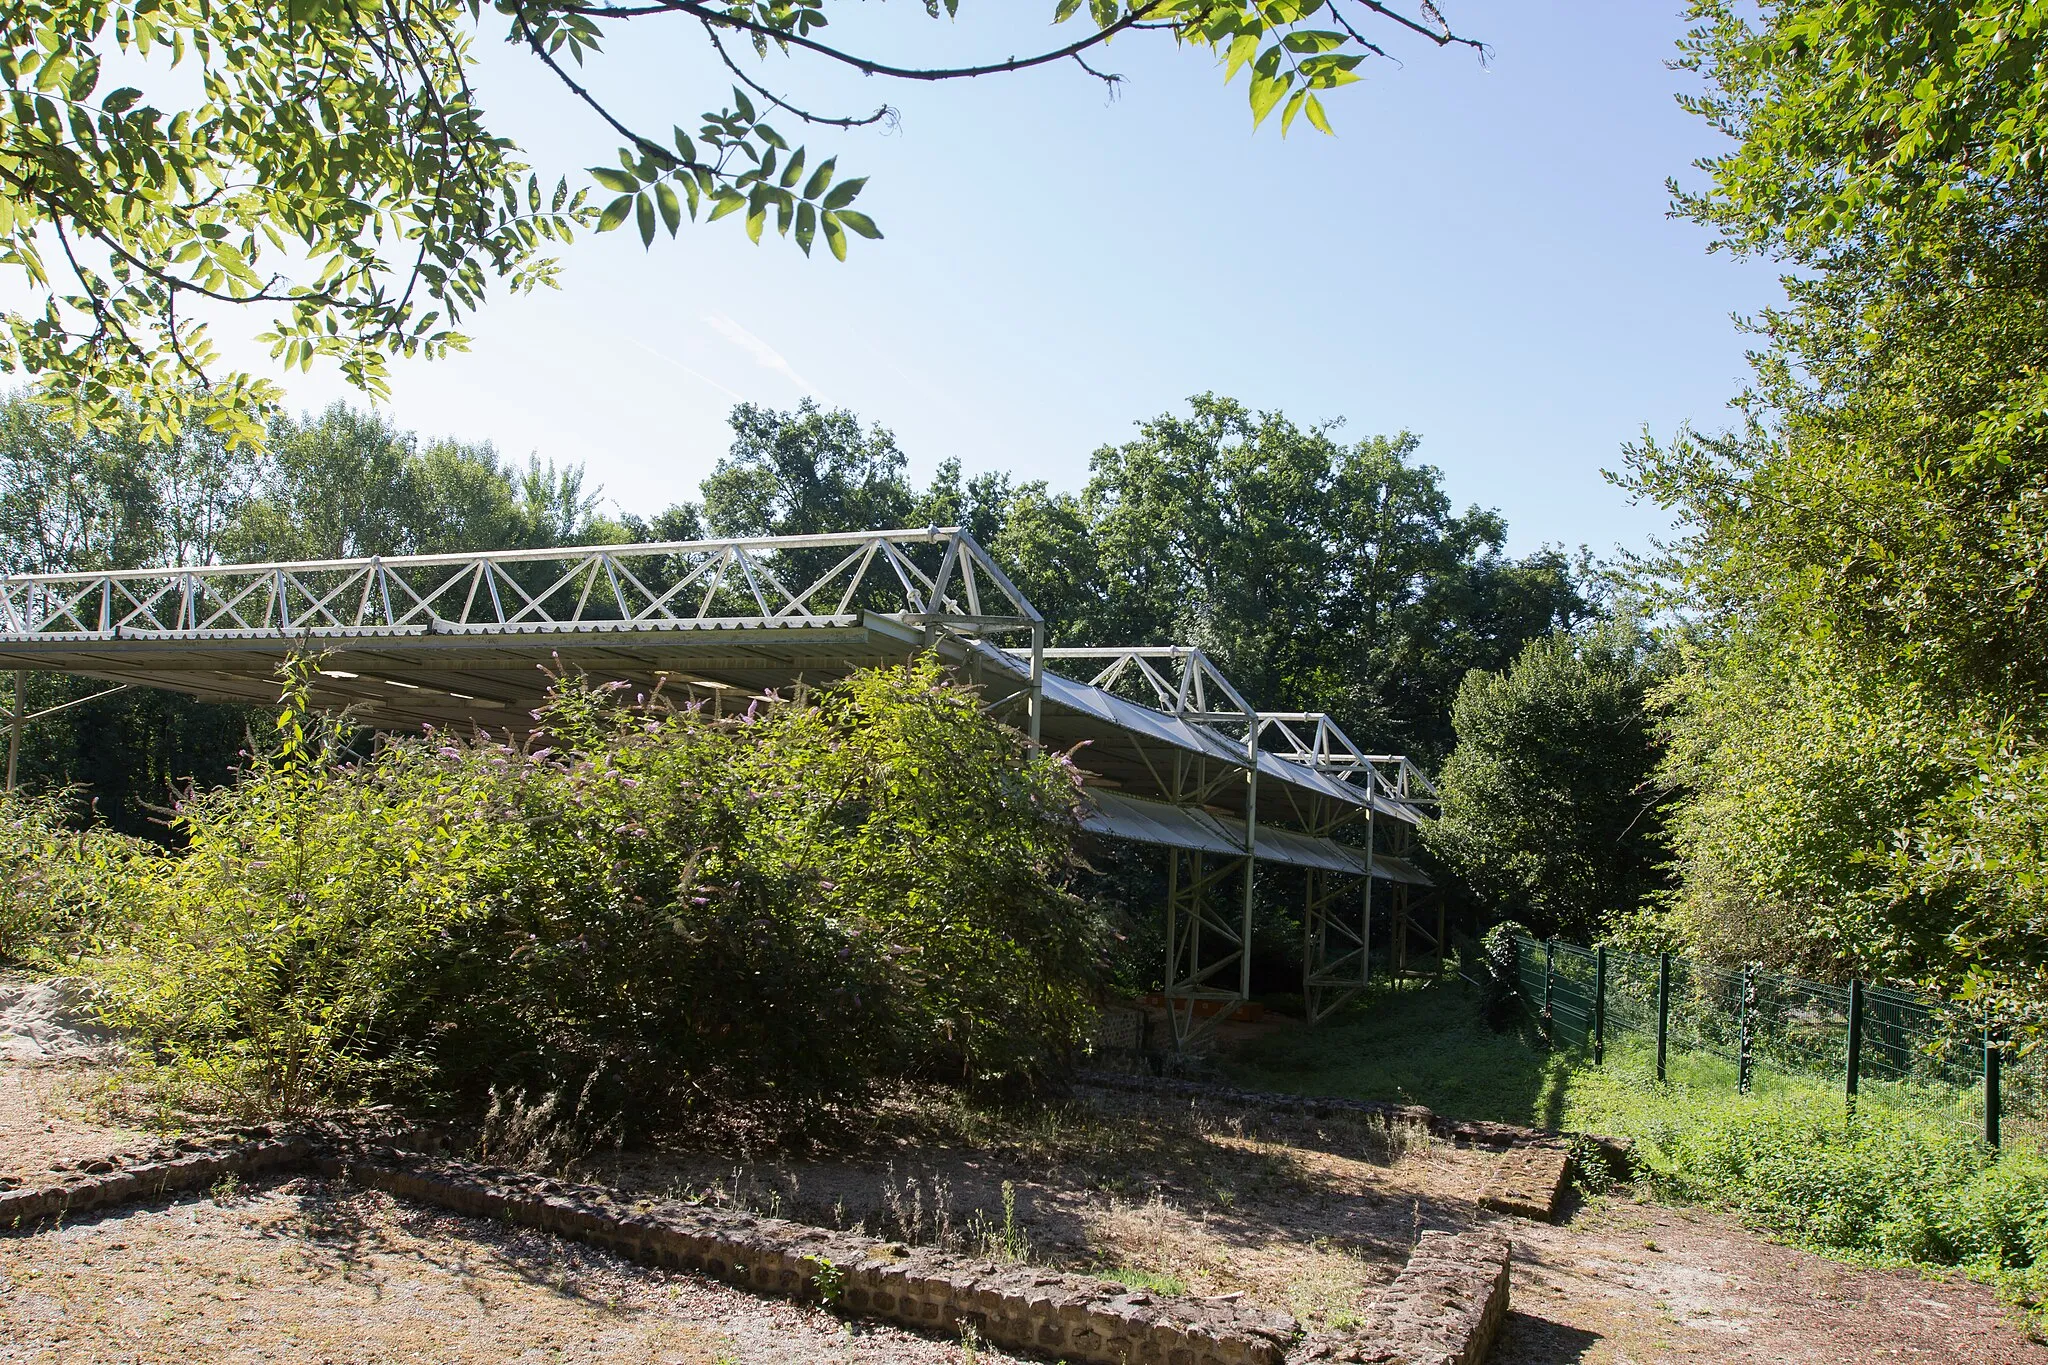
<box><xmin>1509</xmin><ymin>934</ymin><xmax>2044</xmax><ymax>1149</ymax></box>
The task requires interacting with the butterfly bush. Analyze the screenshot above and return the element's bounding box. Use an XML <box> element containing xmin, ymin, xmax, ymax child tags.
<box><xmin>90</xmin><ymin>656</ymin><xmax>1096</xmax><ymax>1128</ymax></box>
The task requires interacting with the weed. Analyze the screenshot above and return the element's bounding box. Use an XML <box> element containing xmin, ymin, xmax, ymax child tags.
<box><xmin>967</xmin><ymin>1180</ymin><xmax>1031</xmax><ymax>1263</ymax></box>
<box><xmin>804</xmin><ymin>1255</ymin><xmax>846</xmax><ymax>1306</ymax></box>
<box><xmin>1097</xmin><ymin>1265</ymin><xmax>1188</xmax><ymax>1296</ymax></box>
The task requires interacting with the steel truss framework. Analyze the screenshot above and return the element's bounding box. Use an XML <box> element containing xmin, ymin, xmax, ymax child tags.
<box><xmin>0</xmin><ymin>527</ymin><xmax>1436</xmax><ymax>1048</ymax></box>
<box><xmin>1029</xmin><ymin>645</ymin><xmax>1437</xmax><ymax>1043</ymax></box>
<box><xmin>0</xmin><ymin>528</ymin><xmax>1045</xmax><ymax>737</ymax></box>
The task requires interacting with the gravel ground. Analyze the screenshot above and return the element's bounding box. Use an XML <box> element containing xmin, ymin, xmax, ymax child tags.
<box><xmin>0</xmin><ymin>1178</ymin><xmax>1034</xmax><ymax>1365</ymax></box>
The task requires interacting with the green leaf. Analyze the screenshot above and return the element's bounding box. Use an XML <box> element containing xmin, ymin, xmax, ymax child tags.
<box><xmin>780</xmin><ymin>147</ymin><xmax>806</xmax><ymax>191</ymax></box>
<box><xmin>1224</xmin><ymin>32</ymin><xmax>1260</xmax><ymax>83</ymax></box>
<box><xmin>822</xmin><ymin>212</ymin><xmax>847</xmax><ymax>261</ymax></box>
<box><xmin>1282</xmin><ymin>30</ymin><xmax>1345</xmax><ymax>54</ymax></box>
<box><xmin>655</xmin><ymin>181</ymin><xmax>682</xmax><ymax>235</ymax></box>
<box><xmin>590</xmin><ymin>167</ymin><xmax>638</xmax><ymax>193</ymax></box>
<box><xmin>733</xmin><ymin>86</ymin><xmax>756</xmax><ymax>122</ymax></box>
<box><xmin>597</xmin><ymin>194</ymin><xmax>634</xmax><ymax>233</ymax></box>
<box><xmin>707</xmin><ymin>190</ymin><xmax>746</xmax><ymax>222</ymax></box>
<box><xmin>834</xmin><ymin>209</ymin><xmax>882</xmax><ymax>240</ymax></box>
<box><xmin>801</xmin><ymin>157</ymin><xmax>836</xmax><ymax>202</ymax></box>
<box><xmin>795</xmin><ymin>201</ymin><xmax>816</xmax><ymax>255</ymax></box>
<box><xmin>1281</xmin><ymin>87</ymin><xmax>1307</xmax><ymax>135</ymax></box>
<box><xmin>1303</xmin><ymin>91</ymin><xmax>1332</xmax><ymax>135</ymax></box>
<box><xmin>821</xmin><ymin>176</ymin><xmax>867</xmax><ymax>211</ymax></box>
<box><xmin>636</xmin><ymin>192</ymin><xmax>655</xmax><ymax>246</ymax></box>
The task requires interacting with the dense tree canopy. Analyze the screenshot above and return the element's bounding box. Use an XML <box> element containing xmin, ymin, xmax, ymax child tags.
<box><xmin>1423</xmin><ymin>621</ymin><xmax>1669</xmax><ymax>944</ymax></box>
<box><xmin>666</xmin><ymin>392</ymin><xmax>1587</xmax><ymax>763</ymax></box>
<box><xmin>1624</xmin><ymin>2</ymin><xmax>2048</xmax><ymax>1026</ymax></box>
<box><xmin>3</xmin><ymin>1</ymin><xmax>1477</xmax><ymax>445</ymax></box>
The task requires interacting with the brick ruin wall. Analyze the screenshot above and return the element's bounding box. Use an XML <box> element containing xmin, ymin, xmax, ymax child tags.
<box><xmin>1</xmin><ymin>1131</ymin><xmax>1513</xmax><ymax>1365</ymax></box>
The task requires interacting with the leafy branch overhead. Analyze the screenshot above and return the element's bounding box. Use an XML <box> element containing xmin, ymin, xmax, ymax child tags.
<box><xmin>2</xmin><ymin>1</ymin><xmax>1475</xmax><ymax>444</ymax></box>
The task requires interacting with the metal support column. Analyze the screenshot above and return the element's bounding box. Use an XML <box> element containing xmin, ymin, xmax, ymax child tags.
<box><xmin>1846</xmin><ymin>978</ymin><xmax>1864</xmax><ymax>1117</ymax></box>
<box><xmin>5</xmin><ymin>670</ymin><xmax>21</xmax><ymax>793</ymax></box>
<box><xmin>1361</xmin><ymin>814</ymin><xmax>1376</xmax><ymax>987</ymax></box>
<box><xmin>1656</xmin><ymin>952</ymin><xmax>1671</xmax><ymax>1083</ymax></box>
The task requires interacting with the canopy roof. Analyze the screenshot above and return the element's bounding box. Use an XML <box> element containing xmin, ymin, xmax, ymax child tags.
<box><xmin>0</xmin><ymin>527</ymin><xmax>1435</xmax><ymax>858</ymax></box>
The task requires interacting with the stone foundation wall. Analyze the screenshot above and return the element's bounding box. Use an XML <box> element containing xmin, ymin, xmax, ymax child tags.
<box><xmin>2</xmin><ymin>1132</ymin><xmax>1513</xmax><ymax>1365</ymax></box>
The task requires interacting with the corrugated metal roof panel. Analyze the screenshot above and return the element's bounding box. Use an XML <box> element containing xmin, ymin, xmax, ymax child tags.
<box><xmin>1077</xmin><ymin>790</ymin><xmax>1427</xmax><ymax>883</ymax></box>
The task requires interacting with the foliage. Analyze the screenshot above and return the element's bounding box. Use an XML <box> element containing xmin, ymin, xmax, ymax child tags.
<box><xmin>4</xmin><ymin>3</ymin><xmax>1477</xmax><ymax>443</ymax></box>
<box><xmin>87</xmin><ymin>655</ymin><xmax>1094</xmax><ymax>1125</ymax></box>
<box><xmin>0</xmin><ymin>391</ymin><xmax>619</xmax><ymax>832</ymax></box>
<box><xmin>1469</xmin><ymin>918</ymin><xmax>1529</xmax><ymax>1030</ymax></box>
<box><xmin>1885</xmin><ymin>732</ymin><xmax>2048</xmax><ymax>1034</ymax></box>
<box><xmin>1649</xmin><ymin>635</ymin><xmax>1967</xmax><ymax>979</ymax></box>
<box><xmin>0</xmin><ymin>785</ymin><xmax>148</xmax><ymax>967</ymax></box>
<box><xmin>90</xmin><ymin>657</ymin><xmax>511</xmax><ymax>1114</ymax></box>
<box><xmin>1568</xmin><ymin>1061</ymin><xmax>2048</xmax><ymax>1313</ymax></box>
<box><xmin>1226</xmin><ymin>979</ymin><xmax>2048</xmax><ymax>1317</ymax></box>
<box><xmin>1675</xmin><ymin>1</ymin><xmax>2048</xmax><ymax>258</ymax></box>
<box><xmin>646</xmin><ymin>393</ymin><xmax>1586</xmax><ymax>763</ymax></box>
<box><xmin>1629</xmin><ymin>3</ymin><xmax>2048</xmax><ymax>1019</ymax></box>
<box><xmin>1425</xmin><ymin>621</ymin><xmax>1669</xmax><ymax>942</ymax></box>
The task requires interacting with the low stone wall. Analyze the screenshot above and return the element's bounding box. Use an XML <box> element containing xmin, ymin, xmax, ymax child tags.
<box><xmin>1479</xmin><ymin>1147</ymin><xmax>1573</xmax><ymax>1222</ymax></box>
<box><xmin>1296</xmin><ymin>1230</ymin><xmax>1512</xmax><ymax>1365</ymax></box>
<box><xmin>326</xmin><ymin>1145</ymin><xmax>1297</xmax><ymax>1365</ymax></box>
<box><xmin>0</xmin><ymin>1133</ymin><xmax>313</xmax><ymax>1227</ymax></box>
<box><xmin>2</xmin><ymin>1132</ymin><xmax>1514</xmax><ymax>1365</ymax></box>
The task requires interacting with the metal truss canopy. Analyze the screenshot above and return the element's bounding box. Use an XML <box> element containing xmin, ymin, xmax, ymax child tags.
<box><xmin>2</xmin><ymin>524</ymin><xmax>1438</xmax><ymax>1045</ymax></box>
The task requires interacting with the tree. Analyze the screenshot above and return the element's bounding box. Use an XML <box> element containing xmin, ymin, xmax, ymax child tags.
<box><xmin>1423</xmin><ymin>621</ymin><xmax>1670</xmax><ymax>945</ymax></box>
<box><xmin>3</xmin><ymin>2</ymin><xmax>1479</xmax><ymax>446</ymax></box>
<box><xmin>1627</xmin><ymin>3</ymin><xmax>2048</xmax><ymax>1012</ymax></box>
<box><xmin>1023</xmin><ymin>394</ymin><xmax>1586</xmax><ymax>760</ymax></box>
<box><xmin>230</xmin><ymin>402</ymin><xmax>601</xmax><ymax>561</ymax></box>
<box><xmin>0</xmin><ymin>392</ymin><xmax>608</xmax><ymax>831</ymax></box>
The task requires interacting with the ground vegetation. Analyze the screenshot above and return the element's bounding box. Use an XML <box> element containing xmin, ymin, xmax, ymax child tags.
<box><xmin>13</xmin><ymin>654</ymin><xmax>1094</xmax><ymax>1132</ymax></box>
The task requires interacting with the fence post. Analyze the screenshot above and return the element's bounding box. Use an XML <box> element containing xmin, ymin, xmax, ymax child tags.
<box><xmin>1987</xmin><ymin>1024</ymin><xmax>2003</xmax><ymax>1150</ymax></box>
<box><xmin>1656</xmin><ymin>952</ymin><xmax>1670</xmax><ymax>1083</ymax></box>
<box><xmin>1593</xmin><ymin>946</ymin><xmax>1608</xmax><ymax>1065</ymax></box>
<box><xmin>1737</xmin><ymin>964</ymin><xmax>1754</xmax><ymax>1096</ymax></box>
<box><xmin>1845</xmin><ymin>979</ymin><xmax>1864</xmax><ymax>1118</ymax></box>
<box><xmin>1543</xmin><ymin>939</ymin><xmax>1555</xmax><ymax>1049</ymax></box>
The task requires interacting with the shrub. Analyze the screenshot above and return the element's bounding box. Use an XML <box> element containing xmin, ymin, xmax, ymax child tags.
<box><xmin>1473</xmin><ymin>919</ymin><xmax>1530</xmax><ymax>1030</ymax></box>
<box><xmin>0</xmin><ymin>787</ymin><xmax>150</xmax><ymax>968</ymax></box>
<box><xmin>89</xmin><ymin>655</ymin><xmax>1095</xmax><ymax>1129</ymax></box>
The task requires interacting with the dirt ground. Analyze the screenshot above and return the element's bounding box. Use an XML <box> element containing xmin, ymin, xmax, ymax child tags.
<box><xmin>3</xmin><ymin>1058</ymin><xmax>2044</xmax><ymax>1363</ymax></box>
<box><xmin>0</xmin><ymin>1178</ymin><xmax>1038</xmax><ymax>1365</ymax></box>
<box><xmin>1499</xmin><ymin>1195</ymin><xmax>2039</xmax><ymax>1365</ymax></box>
<box><xmin>567</xmin><ymin>1082</ymin><xmax>1488</xmax><ymax>1326</ymax></box>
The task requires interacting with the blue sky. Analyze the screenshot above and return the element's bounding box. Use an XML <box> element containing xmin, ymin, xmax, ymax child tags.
<box><xmin>212</xmin><ymin>2</ymin><xmax>1782</xmax><ymax>558</ymax></box>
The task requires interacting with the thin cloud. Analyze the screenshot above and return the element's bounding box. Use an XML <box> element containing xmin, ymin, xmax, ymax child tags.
<box><xmin>630</xmin><ymin>339</ymin><xmax>745</xmax><ymax>402</ymax></box>
<box><xmin>701</xmin><ymin>312</ymin><xmax>824</xmax><ymax>398</ymax></box>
